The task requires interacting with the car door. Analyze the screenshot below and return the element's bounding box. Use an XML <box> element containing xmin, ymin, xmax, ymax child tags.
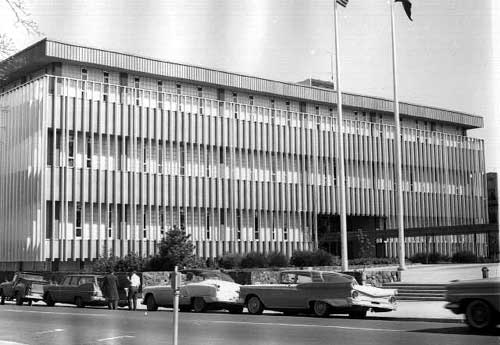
<box><xmin>261</xmin><ymin>272</ymin><xmax>304</xmax><ymax>309</ymax></box>
<box><xmin>51</xmin><ymin>276</ymin><xmax>69</xmax><ymax>302</ymax></box>
<box><xmin>61</xmin><ymin>276</ymin><xmax>78</xmax><ymax>303</ymax></box>
<box><xmin>77</xmin><ymin>276</ymin><xmax>94</xmax><ymax>303</ymax></box>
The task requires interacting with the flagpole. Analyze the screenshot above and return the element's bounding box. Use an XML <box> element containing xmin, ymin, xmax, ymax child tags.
<box><xmin>333</xmin><ymin>0</ymin><xmax>349</xmax><ymax>271</ymax></box>
<box><xmin>390</xmin><ymin>1</ymin><xmax>406</xmax><ymax>270</ymax></box>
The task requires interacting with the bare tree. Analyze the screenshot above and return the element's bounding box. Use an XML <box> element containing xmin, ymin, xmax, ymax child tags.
<box><xmin>0</xmin><ymin>0</ymin><xmax>41</xmax><ymax>58</ymax></box>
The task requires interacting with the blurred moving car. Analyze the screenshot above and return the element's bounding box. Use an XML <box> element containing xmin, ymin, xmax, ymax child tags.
<box><xmin>142</xmin><ymin>270</ymin><xmax>242</xmax><ymax>313</ymax></box>
<box><xmin>0</xmin><ymin>272</ymin><xmax>48</xmax><ymax>306</ymax></box>
<box><xmin>43</xmin><ymin>274</ymin><xmax>128</xmax><ymax>308</ymax></box>
<box><xmin>445</xmin><ymin>277</ymin><xmax>500</xmax><ymax>331</ymax></box>
<box><xmin>239</xmin><ymin>270</ymin><xmax>397</xmax><ymax>318</ymax></box>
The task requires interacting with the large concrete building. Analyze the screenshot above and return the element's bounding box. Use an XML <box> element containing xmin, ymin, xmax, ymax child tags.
<box><xmin>0</xmin><ymin>39</ymin><xmax>491</xmax><ymax>263</ymax></box>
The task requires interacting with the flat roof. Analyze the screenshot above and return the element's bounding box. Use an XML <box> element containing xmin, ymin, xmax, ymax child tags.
<box><xmin>0</xmin><ymin>38</ymin><xmax>483</xmax><ymax>129</ymax></box>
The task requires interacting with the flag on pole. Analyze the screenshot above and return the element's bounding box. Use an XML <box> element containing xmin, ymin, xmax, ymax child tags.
<box><xmin>336</xmin><ymin>0</ymin><xmax>349</xmax><ymax>8</ymax></box>
<box><xmin>395</xmin><ymin>0</ymin><xmax>413</xmax><ymax>21</ymax></box>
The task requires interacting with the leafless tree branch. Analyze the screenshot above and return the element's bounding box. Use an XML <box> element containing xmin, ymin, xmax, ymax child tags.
<box><xmin>0</xmin><ymin>0</ymin><xmax>42</xmax><ymax>58</ymax></box>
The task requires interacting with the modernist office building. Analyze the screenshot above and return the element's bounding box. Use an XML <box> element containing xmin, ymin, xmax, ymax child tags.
<box><xmin>0</xmin><ymin>39</ymin><xmax>490</xmax><ymax>263</ymax></box>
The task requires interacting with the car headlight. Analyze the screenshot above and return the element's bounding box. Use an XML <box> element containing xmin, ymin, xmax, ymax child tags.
<box><xmin>352</xmin><ymin>290</ymin><xmax>359</xmax><ymax>299</ymax></box>
<box><xmin>389</xmin><ymin>296</ymin><xmax>396</xmax><ymax>304</ymax></box>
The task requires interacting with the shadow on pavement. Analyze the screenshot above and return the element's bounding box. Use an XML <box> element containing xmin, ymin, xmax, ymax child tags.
<box><xmin>410</xmin><ymin>326</ymin><xmax>500</xmax><ymax>337</ymax></box>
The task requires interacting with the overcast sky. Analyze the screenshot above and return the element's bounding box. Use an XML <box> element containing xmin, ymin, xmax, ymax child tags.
<box><xmin>1</xmin><ymin>0</ymin><xmax>499</xmax><ymax>172</ymax></box>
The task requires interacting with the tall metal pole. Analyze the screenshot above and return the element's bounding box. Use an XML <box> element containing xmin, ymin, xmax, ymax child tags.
<box><xmin>390</xmin><ymin>2</ymin><xmax>406</xmax><ymax>270</ymax></box>
<box><xmin>333</xmin><ymin>1</ymin><xmax>349</xmax><ymax>271</ymax></box>
<box><xmin>172</xmin><ymin>265</ymin><xmax>179</xmax><ymax>345</ymax></box>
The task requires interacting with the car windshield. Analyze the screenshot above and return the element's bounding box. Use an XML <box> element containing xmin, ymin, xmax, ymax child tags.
<box><xmin>201</xmin><ymin>272</ymin><xmax>234</xmax><ymax>282</ymax></box>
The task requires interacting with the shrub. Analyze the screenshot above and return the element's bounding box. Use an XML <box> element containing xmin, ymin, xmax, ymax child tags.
<box><xmin>290</xmin><ymin>250</ymin><xmax>335</xmax><ymax>267</ymax></box>
<box><xmin>267</xmin><ymin>252</ymin><xmax>289</xmax><ymax>267</ymax></box>
<box><xmin>313</xmin><ymin>249</ymin><xmax>336</xmax><ymax>266</ymax></box>
<box><xmin>93</xmin><ymin>252</ymin><xmax>149</xmax><ymax>273</ymax></box>
<box><xmin>409</xmin><ymin>252</ymin><xmax>449</xmax><ymax>264</ymax></box>
<box><xmin>348</xmin><ymin>257</ymin><xmax>398</xmax><ymax>266</ymax></box>
<box><xmin>218</xmin><ymin>253</ymin><xmax>243</xmax><ymax>269</ymax></box>
<box><xmin>451</xmin><ymin>251</ymin><xmax>478</xmax><ymax>263</ymax></box>
<box><xmin>240</xmin><ymin>252</ymin><xmax>269</xmax><ymax>268</ymax></box>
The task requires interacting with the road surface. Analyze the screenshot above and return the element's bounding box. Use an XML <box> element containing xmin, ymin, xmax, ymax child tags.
<box><xmin>0</xmin><ymin>303</ymin><xmax>497</xmax><ymax>345</ymax></box>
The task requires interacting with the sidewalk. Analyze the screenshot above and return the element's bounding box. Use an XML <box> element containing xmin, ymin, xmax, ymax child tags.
<box><xmin>399</xmin><ymin>263</ymin><xmax>499</xmax><ymax>284</ymax></box>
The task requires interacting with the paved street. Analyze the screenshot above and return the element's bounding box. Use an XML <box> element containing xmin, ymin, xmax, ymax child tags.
<box><xmin>0</xmin><ymin>303</ymin><xmax>497</xmax><ymax>345</ymax></box>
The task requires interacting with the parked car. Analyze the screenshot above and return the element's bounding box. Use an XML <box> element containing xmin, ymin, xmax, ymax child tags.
<box><xmin>445</xmin><ymin>277</ymin><xmax>500</xmax><ymax>331</ymax></box>
<box><xmin>142</xmin><ymin>270</ymin><xmax>242</xmax><ymax>313</ymax></box>
<box><xmin>43</xmin><ymin>274</ymin><xmax>128</xmax><ymax>308</ymax></box>
<box><xmin>0</xmin><ymin>272</ymin><xmax>48</xmax><ymax>306</ymax></box>
<box><xmin>239</xmin><ymin>270</ymin><xmax>397</xmax><ymax>318</ymax></box>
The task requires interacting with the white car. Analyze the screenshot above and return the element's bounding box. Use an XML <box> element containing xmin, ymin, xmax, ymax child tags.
<box><xmin>142</xmin><ymin>270</ymin><xmax>243</xmax><ymax>313</ymax></box>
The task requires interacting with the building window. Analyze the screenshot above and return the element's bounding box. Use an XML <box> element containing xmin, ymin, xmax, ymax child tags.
<box><xmin>315</xmin><ymin>106</ymin><xmax>319</xmax><ymax>115</ymax></box>
<box><xmin>159</xmin><ymin>212</ymin><xmax>165</xmax><ymax>236</ymax></box>
<box><xmin>236</xmin><ymin>210</ymin><xmax>241</xmax><ymax>240</ymax></box>
<box><xmin>158</xmin><ymin>145</ymin><xmax>163</xmax><ymax>174</ymax></box>
<box><xmin>232</xmin><ymin>92</ymin><xmax>237</xmax><ymax>103</ymax></box>
<box><xmin>86</xmin><ymin>135</ymin><xmax>92</xmax><ymax>168</ymax></box>
<box><xmin>249</xmin><ymin>95</ymin><xmax>254</xmax><ymax>106</ymax></box>
<box><xmin>219</xmin><ymin>147</ymin><xmax>224</xmax><ymax>165</ymax></box>
<box><xmin>81</xmin><ymin>68</ymin><xmax>88</xmax><ymax>81</ymax></box>
<box><xmin>180</xmin><ymin>209</ymin><xmax>186</xmax><ymax>230</ymax></box>
<box><xmin>254</xmin><ymin>215</ymin><xmax>259</xmax><ymax>240</ymax></box>
<box><xmin>176</xmin><ymin>84</ymin><xmax>181</xmax><ymax>94</ymax></box>
<box><xmin>103</xmin><ymin>71</ymin><xmax>109</xmax><ymax>101</ymax></box>
<box><xmin>134</xmin><ymin>77</ymin><xmax>140</xmax><ymax>89</ymax></box>
<box><xmin>68</xmin><ymin>133</ymin><xmax>75</xmax><ymax>167</ymax></box>
<box><xmin>299</xmin><ymin>102</ymin><xmax>306</xmax><ymax>113</ymax></box>
<box><xmin>143</xmin><ymin>141</ymin><xmax>147</xmax><ymax>172</ymax></box>
<box><xmin>180</xmin><ymin>145</ymin><xmax>185</xmax><ymax>175</ymax></box>
<box><xmin>220</xmin><ymin>209</ymin><xmax>225</xmax><ymax>226</ymax></box>
<box><xmin>75</xmin><ymin>203</ymin><xmax>82</xmax><ymax>237</ymax></box>
<box><xmin>283</xmin><ymin>226</ymin><xmax>288</xmax><ymax>241</ymax></box>
<box><xmin>206</xmin><ymin>213</ymin><xmax>210</xmax><ymax>240</ymax></box>
<box><xmin>198</xmin><ymin>87</ymin><xmax>203</xmax><ymax>98</ymax></box>
<box><xmin>143</xmin><ymin>211</ymin><xmax>147</xmax><ymax>238</ymax></box>
<box><xmin>108</xmin><ymin>205</ymin><xmax>113</xmax><ymax>238</ymax></box>
<box><xmin>286</xmin><ymin>101</ymin><xmax>290</xmax><ymax>111</ymax></box>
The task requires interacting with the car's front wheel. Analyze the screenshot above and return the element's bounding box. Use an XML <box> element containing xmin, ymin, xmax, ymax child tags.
<box><xmin>246</xmin><ymin>296</ymin><xmax>264</xmax><ymax>315</ymax></box>
<box><xmin>313</xmin><ymin>301</ymin><xmax>330</xmax><ymax>317</ymax></box>
<box><xmin>192</xmin><ymin>297</ymin><xmax>207</xmax><ymax>313</ymax></box>
<box><xmin>466</xmin><ymin>299</ymin><xmax>494</xmax><ymax>331</ymax></box>
<box><xmin>146</xmin><ymin>295</ymin><xmax>158</xmax><ymax>311</ymax></box>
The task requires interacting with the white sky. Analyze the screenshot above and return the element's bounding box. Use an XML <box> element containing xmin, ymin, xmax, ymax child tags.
<box><xmin>1</xmin><ymin>0</ymin><xmax>499</xmax><ymax>172</ymax></box>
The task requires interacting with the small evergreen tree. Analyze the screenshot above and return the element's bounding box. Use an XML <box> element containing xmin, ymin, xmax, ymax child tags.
<box><xmin>147</xmin><ymin>225</ymin><xmax>197</xmax><ymax>271</ymax></box>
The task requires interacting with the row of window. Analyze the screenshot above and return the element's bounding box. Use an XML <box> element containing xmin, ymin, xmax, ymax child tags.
<box><xmin>46</xmin><ymin>202</ymin><xmax>295</xmax><ymax>241</ymax></box>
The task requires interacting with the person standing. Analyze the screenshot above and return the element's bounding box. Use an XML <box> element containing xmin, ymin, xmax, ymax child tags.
<box><xmin>102</xmin><ymin>269</ymin><xmax>119</xmax><ymax>310</ymax></box>
<box><xmin>127</xmin><ymin>270</ymin><xmax>141</xmax><ymax>311</ymax></box>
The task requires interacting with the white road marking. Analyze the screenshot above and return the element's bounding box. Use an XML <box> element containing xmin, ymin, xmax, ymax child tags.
<box><xmin>35</xmin><ymin>329</ymin><xmax>64</xmax><ymax>334</ymax></box>
<box><xmin>96</xmin><ymin>336</ymin><xmax>135</xmax><ymax>342</ymax></box>
<box><xmin>0</xmin><ymin>341</ymin><xmax>29</xmax><ymax>345</ymax></box>
<box><xmin>201</xmin><ymin>320</ymin><xmax>403</xmax><ymax>333</ymax></box>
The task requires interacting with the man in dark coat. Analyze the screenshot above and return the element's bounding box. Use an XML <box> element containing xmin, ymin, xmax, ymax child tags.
<box><xmin>102</xmin><ymin>270</ymin><xmax>119</xmax><ymax>310</ymax></box>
